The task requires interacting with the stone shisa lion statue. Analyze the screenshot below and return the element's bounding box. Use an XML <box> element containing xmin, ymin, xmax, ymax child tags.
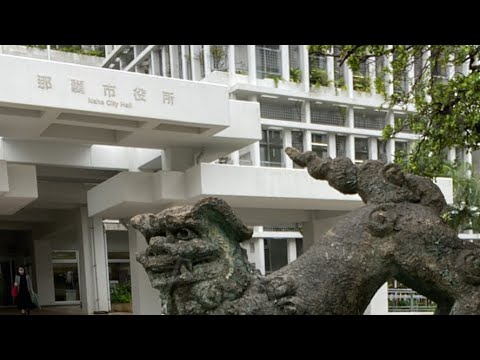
<box><xmin>130</xmin><ymin>148</ymin><xmax>480</xmax><ymax>314</ymax></box>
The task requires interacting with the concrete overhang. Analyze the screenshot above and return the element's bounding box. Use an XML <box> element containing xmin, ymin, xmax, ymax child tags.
<box><xmin>87</xmin><ymin>163</ymin><xmax>453</xmax><ymax>218</ymax></box>
<box><xmin>0</xmin><ymin>162</ymin><xmax>38</xmax><ymax>215</ymax></box>
<box><xmin>0</xmin><ymin>55</ymin><xmax>260</xmax><ymax>154</ymax></box>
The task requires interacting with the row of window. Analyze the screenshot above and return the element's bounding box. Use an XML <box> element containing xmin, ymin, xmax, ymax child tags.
<box><xmin>260</xmin><ymin>129</ymin><xmax>408</xmax><ymax>167</ymax></box>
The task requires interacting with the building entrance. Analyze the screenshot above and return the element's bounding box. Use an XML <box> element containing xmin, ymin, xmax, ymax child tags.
<box><xmin>0</xmin><ymin>258</ymin><xmax>16</xmax><ymax>306</ymax></box>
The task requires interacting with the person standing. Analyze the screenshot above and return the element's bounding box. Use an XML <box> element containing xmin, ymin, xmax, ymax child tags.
<box><xmin>13</xmin><ymin>266</ymin><xmax>34</xmax><ymax>315</ymax></box>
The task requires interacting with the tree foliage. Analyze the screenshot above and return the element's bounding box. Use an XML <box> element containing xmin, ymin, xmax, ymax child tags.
<box><xmin>442</xmin><ymin>162</ymin><xmax>480</xmax><ymax>232</ymax></box>
<box><xmin>309</xmin><ymin>45</ymin><xmax>480</xmax><ymax>177</ymax></box>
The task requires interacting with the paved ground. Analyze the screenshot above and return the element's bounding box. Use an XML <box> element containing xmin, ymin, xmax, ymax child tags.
<box><xmin>0</xmin><ymin>305</ymin><xmax>132</xmax><ymax>315</ymax></box>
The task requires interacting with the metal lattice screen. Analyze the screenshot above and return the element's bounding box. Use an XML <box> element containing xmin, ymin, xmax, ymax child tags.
<box><xmin>311</xmin><ymin>105</ymin><xmax>346</xmax><ymax>126</ymax></box>
<box><xmin>336</xmin><ymin>135</ymin><xmax>346</xmax><ymax>157</ymax></box>
<box><xmin>394</xmin><ymin>113</ymin><xmax>412</xmax><ymax>133</ymax></box>
<box><xmin>211</xmin><ymin>45</ymin><xmax>228</xmax><ymax>72</ymax></box>
<box><xmin>259</xmin><ymin>100</ymin><xmax>302</xmax><ymax>122</ymax></box>
<box><xmin>260</xmin><ymin>129</ymin><xmax>284</xmax><ymax>167</ymax></box>
<box><xmin>256</xmin><ymin>45</ymin><xmax>281</xmax><ymax>79</ymax></box>
<box><xmin>235</xmin><ymin>45</ymin><xmax>248</xmax><ymax>74</ymax></box>
<box><xmin>292</xmin><ymin>131</ymin><xmax>304</xmax><ymax>151</ymax></box>
<box><xmin>414</xmin><ymin>55</ymin><xmax>423</xmax><ymax>82</ymax></box>
<box><xmin>333</xmin><ymin>46</ymin><xmax>344</xmax><ymax>85</ymax></box>
<box><xmin>309</xmin><ymin>53</ymin><xmax>327</xmax><ymax>71</ymax></box>
<box><xmin>355</xmin><ymin>137</ymin><xmax>369</xmax><ymax>162</ymax></box>
<box><xmin>289</xmin><ymin>45</ymin><xmax>300</xmax><ymax>70</ymax></box>
<box><xmin>354</xmin><ymin>109</ymin><xmax>387</xmax><ymax>130</ymax></box>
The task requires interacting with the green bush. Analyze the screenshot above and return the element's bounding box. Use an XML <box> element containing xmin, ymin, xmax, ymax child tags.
<box><xmin>25</xmin><ymin>45</ymin><xmax>105</xmax><ymax>57</ymax></box>
<box><xmin>310</xmin><ymin>68</ymin><xmax>328</xmax><ymax>87</ymax></box>
<box><xmin>110</xmin><ymin>282</ymin><xmax>132</xmax><ymax>303</ymax></box>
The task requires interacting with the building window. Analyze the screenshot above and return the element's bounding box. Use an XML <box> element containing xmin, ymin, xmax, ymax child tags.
<box><xmin>354</xmin><ymin>109</ymin><xmax>387</xmax><ymax>130</ymax></box>
<box><xmin>235</xmin><ymin>45</ymin><xmax>248</xmax><ymax>75</ymax></box>
<box><xmin>378</xmin><ymin>139</ymin><xmax>388</xmax><ymax>163</ymax></box>
<box><xmin>52</xmin><ymin>250</ymin><xmax>80</xmax><ymax>303</ymax></box>
<box><xmin>355</xmin><ymin>137</ymin><xmax>369</xmax><ymax>163</ymax></box>
<box><xmin>353</xmin><ymin>60</ymin><xmax>370</xmax><ymax>92</ymax></box>
<box><xmin>311</xmin><ymin>105</ymin><xmax>346</xmax><ymax>127</ymax></box>
<box><xmin>292</xmin><ymin>131</ymin><xmax>304</xmax><ymax>169</ymax></box>
<box><xmin>259</xmin><ymin>100</ymin><xmax>302</xmax><ymax>122</ymax></box>
<box><xmin>289</xmin><ymin>45</ymin><xmax>300</xmax><ymax>70</ymax></box>
<box><xmin>210</xmin><ymin>45</ymin><xmax>228</xmax><ymax>72</ymax></box>
<box><xmin>260</xmin><ymin>129</ymin><xmax>283</xmax><ymax>167</ymax></box>
<box><xmin>256</xmin><ymin>45</ymin><xmax>281</xmax><ymax>79</ymax></box>
<box><xmin>336</xmin><ymin>135</ymin><xmax>346</xmax><ymax>158</ymax></box>
<box><xmin>393</xmin><ymin>53</ymin><xmax>409</xmax><ymax>94</ymax></box>
<box><xmin>395</xmin><ymin>141</ymin><xmax>408</xmax><ymax>156</ymax></box>
<box><xmin>333</xmin><ymin>46</ymin><xmax>345</xmax><ymax>88</ymax></box>
<box><xmin>312</xmin><ymin>133</ymin><xmax>329</xmax><ymax>159</ymax></box>
<box><xmin>108</xmin><ymin>252</ymin><xmax>130</xmax><ymax>291</ymax></box>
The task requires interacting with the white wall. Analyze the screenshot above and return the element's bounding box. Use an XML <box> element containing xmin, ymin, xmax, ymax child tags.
<box><xmin>128</xmin><ymin>227</ymin><xmax>163</xmax><ymax>314</ymax></box>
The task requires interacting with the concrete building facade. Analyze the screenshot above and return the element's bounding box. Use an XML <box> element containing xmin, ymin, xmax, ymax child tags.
<box><xmin>0</xmin><ymin>45</ymin><xmax>456</xmax><ymax>314</ymax></box>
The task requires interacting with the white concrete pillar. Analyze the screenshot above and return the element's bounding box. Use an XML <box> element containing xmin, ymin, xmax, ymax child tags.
<box><xmin>347</xmin><ymin>135</ymin><xmax>355</xmax><ymax>162</ymax></box>
<box><xmin>105</xmin><ymin>45</ymin><xmax>113</xmax><ymax>56</ymax></box>
<box><xmin>230</xmin><ymin>150</ymin><xmax>240</xmax><ymax>165</ymax></box>
<box><xmin>91</xmin><ymin>216</ymin><xmax>110</xmax><ymax>312</ymax></box>
<box><xmin>228</xmin><ymin>45</ymin><xmax>236</xmax><ymax>81</ymax></box>
<box><xmin>160</xmin><ymin>149</ymin><xmax>171</xmax><ymax>171</ymax></box>
<box><xmin>128</xmin><ymin>226</ymin><xmax>164</xmax><ymax>315</ymax></box>
<box><xmin>386</xmin><ymin>140</ymin><xmax>395</xmax><ymax>164</ymax></box>
<box><xmin>169</xmin><ymin>45</ymin><xmax>177</xmax><ymax>78</ymax></box>
<box><xmin>386</xmin><ymin>45</ymin><xmax>394</xmax><ymax>96</ymax></box>
<box><xmin>406</xmin><ymin>54</ymin><xmax>415</xmax><ymax>93</ymax></box>
<box><xmin>252</xmin><ymin>226</ymin><xmax>265</xmax><ymax>275</ymax></box>
<box><xmin>303</xmin><ymin>101</ymin><xmax>311</xmax><ymax>123</ymax></box>
<box><xmin>448</xmin><ymin>148</ymin><xmax>456</xmax><ymax>163</ymax></box>
<box><xmin>247</xmin><ymin>45</ymin><xmax>256</xmax><ymax>85</ymax></box>
<box><xmin>465</xmin><ymin>150</ymin><xmax>473</xmax><ymax>177</ymax></box>
<box><xmin>33</xmin><ymin>234</ymin><xmax>55</xmax><ymax>306</ymax></box>
<box><xmin>190</xmin><ymin>45</ymin><xmax>199</xmax><ymax>81</ymax></box>
<box><xmin>151</xmin><ymin>50</ymin><xmax>161</xmax><ymax>76</ymax></box>
<box><xmin>328</xmin><ymin>133</ymin><xmax>336</xmax><ymax>158</ymax></box>
<box><xmin>303</xmin><ymin>130</ymin><xmax>312</xmax><ymax>152</ymax></box>
<box><xmin>128</xmin><ymin>148</ymin><xmax>140</xmax><ymax>172</ymax></box>
<box><xmin>119</xmin><ymin>55</ymin><xmax>127</xmax><ymax>71</ymax></box>
<box><xmin>300</xmin><ymin>45</ymin><xmax>310</xmax><ymax>92</ymax></box>
<box><xmin>251</xmin><ymin>142</ymin><xmax>261</xmax><ymax>167</ymax></box>
<box><xmin>447</xmin><ymin>54</ymin><xmax>455</xmax><ymax>80</ymax></box>
<box><xmin>281</xmin><ymin>45</ymin><xmax>290</xmax><ymax>81</ymax></box>
<box><xmin>283</xmin><ymin>129</ymin><xmax>293</xmax><ymax>168</ymax></box>
<box><xmin>161</xmin><ymin>46</ymin><xmax>168</xmax><ymax>77</ymax></box>
<box><xmin>386</xmin><ymin>112</ymin><xmax>395</xmax><ymax>163</ymax></box>
<box><xmin>77</xmin><ymin>206</ymin><xmax>95</xmax><ymax>314</ymax></box>
<box><xmin>368</xmin><ymin>57</ymin><xmax>376</xmax><ymax>96</ymax></box>
<box><xmin>363</xmin><ymin>283</ymin><xmax>389</xmax><ymax>315</ymax></box>
<box><xmin>347</xmin><ymin>106</ymin><xmax>354</xmax><ymax>128</ymax></box>
<box><xmin>346</xmin><ymin>64</ymin><xmax>354</xmax><ymax>98</ymax></box>
<box><xmin>181</xmin><ymin>45</ymin><xmax>188</xmax><ymax>80</ymax></box>
<box><xmin>369</xmin><ymin>137</ymin><xmax>378</xmax><ymax>160</ymax></box>
<box><xmin>203</xmin><ymin>45</ymin><xmax>212</xmax><ymax>77</ymax></box>
<box><xmin>287</xmin><ymin>238</ymin><xmax>297</xmax><ymax>263</ymax></box>
<box><xmin>133</xmin><ymin>45</ymin><xmax>143</xmax><ymax>73</ymax></box>
<box><xmin>327</xmin><ymin>47</ymin><xmax>335</xmax><ymax>90</ymax></box>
